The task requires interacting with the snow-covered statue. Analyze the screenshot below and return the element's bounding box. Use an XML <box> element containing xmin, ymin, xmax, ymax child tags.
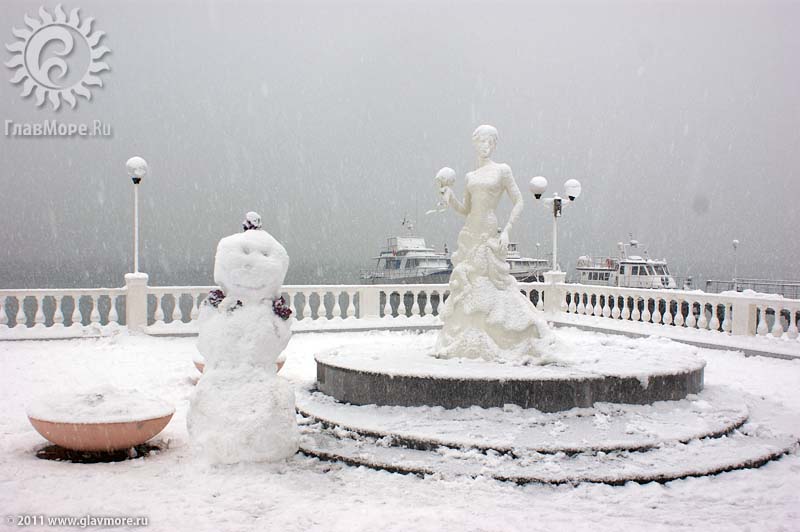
<box><xmin>435</xmin><ymin>125</ymin><xmax>549</xmax><ymax>362</ymax></box>
<box><xmin>187</xmin><ymin>213</ymin><xmax>298</xmax><ymax>463</ymax></box>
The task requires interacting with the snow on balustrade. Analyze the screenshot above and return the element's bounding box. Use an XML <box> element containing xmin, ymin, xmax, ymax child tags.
<box><xmin>373</xmin><ymin>284</ymin><xmax>448</xmax><ymax>318</ymax></box>
<box><xmin>1</xmin><ymin>282</ymin><xmax>798</xmax><ymax>357</ymax></box>
<box><xmin>558</xmin><ymin>284</ymin><xmax>800</xmax><ymax>345</ymax></box>
<box><xmin>146</xmin><ymin>286</ymin><xmax>212</xmax><ymax>328</ymax></box>
<box><xmin>0</xmin><ymin>289</ymin><xmax>125</xmax><ymax>339</ymax></box>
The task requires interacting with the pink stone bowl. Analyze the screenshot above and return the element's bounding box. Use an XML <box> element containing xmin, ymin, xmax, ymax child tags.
<box><xmin>28</xmin><ymin>414</ymin><xmax>174</xmax><ymax>452</ymax></box>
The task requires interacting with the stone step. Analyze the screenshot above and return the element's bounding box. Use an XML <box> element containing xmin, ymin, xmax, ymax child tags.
<box><xmin>298</xmin><ymin>421</ymin><xmax>798</xmax><ymax>485</ymax></box>
<box><xmin>297</xmin><ymin>385</ymin><xmax>750</xmax><ymax>454</ymax></box>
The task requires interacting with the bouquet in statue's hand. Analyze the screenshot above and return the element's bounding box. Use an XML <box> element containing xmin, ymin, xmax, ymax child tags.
<box><xmin>427</xmin><ymin>167</ymin><xmax>456</xmax><ymax>215</ymax></box>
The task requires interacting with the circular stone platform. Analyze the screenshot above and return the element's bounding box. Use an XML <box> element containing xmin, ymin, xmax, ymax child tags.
<box><xmin>315</xmin><ymin>331</ymin><xmax>705</xmax><ymax>412</ymax></box>
<box><xmin>297</xmin><ymin>385</ymin><xmax>747</xmax><ymax>454</ymax></box>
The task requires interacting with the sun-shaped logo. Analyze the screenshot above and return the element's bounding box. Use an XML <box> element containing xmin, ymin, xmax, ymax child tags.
<box><xmin>5</xmin><ymin>4</ymin><xmax>110</xmax><ymax>110</ymax></box>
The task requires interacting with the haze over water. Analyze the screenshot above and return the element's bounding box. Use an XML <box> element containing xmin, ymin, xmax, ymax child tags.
<box><xmin>1</xmin><ymin>0</ymin><xmax>798</xmax><ymax>289</ymax></box>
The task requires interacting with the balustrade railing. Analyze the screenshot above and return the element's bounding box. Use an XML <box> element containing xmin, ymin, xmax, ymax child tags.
<box><xmin>143</xmin><ymin>284</ymin><xmax>451</xmax><ymax>327</ymax></box>
<box><xmin>1</xmin><ymin>279</ymin><xmax>798</xmax><ymax>350</ymax></box>
<box><xmin>0</xmin><ymin>288</ymin><xmax>126</xmax><ymax>338</ymax></box>
<box><xmin>559</xmin><ymin>284</ymin><xmax>799</xmax><ymax>340</ymax></box>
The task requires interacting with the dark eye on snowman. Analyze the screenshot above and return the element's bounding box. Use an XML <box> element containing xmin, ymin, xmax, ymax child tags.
<box><xmin>242</xmin><ymin>247</ymin><xmax>250</xmax><ymax>254</ymax></box>
<box><xmin>262</xmin><ymin>251</ymin><xmax>270</xmax><ymax>257</ymax></box>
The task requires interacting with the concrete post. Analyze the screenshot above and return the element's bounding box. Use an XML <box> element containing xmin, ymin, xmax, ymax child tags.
<box><xmin>125</xmin><ymin>272</ymin><xmax>149</xmax><ymax>333</ymax></box>
<box><xmin>359</xmin><ymin>286</ymin><xmax>381</xmax><ymax>319</ymax></box>
<box><xmin>542</xmin><ymin>271</ymin><xmax>567</xmax><ymax>315</ymax></box>
<box><xmin>731</xmin><ymin>298</ymin><xmax>757</xmax><ymax>336</ymax></box>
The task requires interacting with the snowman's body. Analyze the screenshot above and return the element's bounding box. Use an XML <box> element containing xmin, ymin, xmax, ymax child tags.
<box><xmin>188</xmin><ymin>229</ymin><xmax>298</xmax><ymax>464</ymax></box>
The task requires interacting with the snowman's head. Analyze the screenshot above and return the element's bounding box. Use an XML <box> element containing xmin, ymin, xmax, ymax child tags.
<box><xmin>213</xmin><ymin>230</ymin><xmax>289</xmax><ymax>303</ymax></box>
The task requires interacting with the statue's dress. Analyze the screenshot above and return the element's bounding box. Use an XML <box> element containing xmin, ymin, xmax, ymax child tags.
<box><xmin>435</xmin><ymin>162</ymin><xmax>547</xmax><ymax>361</ymax></box>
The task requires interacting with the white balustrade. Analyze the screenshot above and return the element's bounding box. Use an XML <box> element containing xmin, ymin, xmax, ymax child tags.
<box><xmin>651</xmin><ymin>299</ymin><xmax>662</xmax><ymax>325</ymax></box>
<box><xmin>52</xmin><ymin>296</ymin><xmax>64</xmax><ymax>325</ymax></box>
<box><xmin>787</xmin><ymin>307</ymin><xmax>799</xmax><ymax>339</ymax></box>
<box><xmin>721</xmin><ymin>303</ymin><xmax>731</xmax><ymax>333</ymax></box>
<box><xmin>0</xmin><ymin>289</ymin><xmax>125</xmax><ymax>338</ymax></box>
<box><xmin>305</xmin><ymin>291</ymin><xmax>315</xmax><ymax>320</ymax></box>
<box><xmin>170</xmin><ymin>293</ymin><xmax>182</xmax><ymax>323</ymax></box>
<box><xmin>756</xmin><ymin>305</ymin><xmax>769</xmax><ymax>336</ymax></box>
<box><xmin>314</xmin><ymin>291</ymin><xmax>325</xmax><ymax>319</ymax></box>
<box><xmin>145</xmin><ymin>286</ymin><xmax>214</xmax><ymax>329</ymax></box>
<box><xmin>70</xmin><ymin>296</ymin><xmax>81</xmax><ymax>326</ymax></box>
<box><xmin>551</xmin><ymin>283</ymin><xmax>800</xmax><ymax>343</ymax></box>
<box><xmin>285</xmin><ymin>290</ymin><xmax>297</xmax><ymax>317</ymax></box>
<box><xmin>382</xmin><ymin>291</ymin><xmax>392</xmax><ymax>318</ymax></box>
<box><xmin>641</xmin><ymin>299</ymin><xmax>652</xmax><ymax>323</ymax></box>
<box><xmin>15</xmin><ymin>297</ymin><xmax>26</xmax><ymax>328</ymax></box>
<box><xmin>423</xmin><ymin>292</ymin><xmax>433</xmax><ymax>316</ymax></box>
<box><xmin>1</xmin><ymin>281</ymin><xmax>798</xmax><ymax>354</ymax></box>
<box><xmin>410</xmin><ymin>292</ymin><xmax>419</xmax><ymax>316</ymax></box>
<box><xmin>621</xmin><ymin>297</ymin><xmax>630</xmax><ymax>320</ymax></box>
<box><xmin>89</xmin><ymin>295</ymin><xmax>101</xmax><ymax>326</ymax></box>
<box><xmin>708</xmin><ymin>304</ymin><xmax>720</xmax><ymax>332</ymax></box>
<box><xmin>190</xmin><ymin>295</ymin><xmax>201</xmax><ymax>321</ymax></box>
<box><xmin>108</xmin><ymin>293</ymin><xmax>120</xmax><ymax>324</ymax></box>
<box><xmin>673</xmin><ymin>299</ymin><xmax>684</xmax><ymax>327</ymax></box>
<box><xmin>0</xmin><ymin>297</ymin><xmax>7</xmax><ymax>327</ymax></box>
<box><xmin>33</xmin><ymin>295</ymin><xmax>45</xmax><ymax>327</ymax></box>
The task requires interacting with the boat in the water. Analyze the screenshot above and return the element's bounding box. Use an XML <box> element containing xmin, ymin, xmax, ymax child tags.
<box><xmin>575</xmin><ymin>240</ymin><xmax>678</xmax><ymax>289</ymax></box>
<box><xmin>360</xmin><ymin>233</ymin><xmax>452</xmax><ymax>284</ymax></box>
<box><xmin>506</xmin><ymin>243</ymin><xmax>549</xmax><ymax>282</ymax></box>
<box><xmin>361</xmin><ymin>220</ymin><xmax>548</xmax><ymax>284</ymax></box>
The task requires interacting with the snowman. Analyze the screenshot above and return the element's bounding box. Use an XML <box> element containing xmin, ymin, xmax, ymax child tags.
<box><xmin>187</xmin><ymin>212</ymin><xmax>298</xmax><ymax>464</ymax></box>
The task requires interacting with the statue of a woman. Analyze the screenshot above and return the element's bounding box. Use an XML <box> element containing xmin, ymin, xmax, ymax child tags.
<box><xmin>435</xmin><ymin>125</ymin><xmax>548</xmax><ymax>362</ymax></box>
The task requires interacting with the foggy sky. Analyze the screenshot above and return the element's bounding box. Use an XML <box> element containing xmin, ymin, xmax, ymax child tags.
<box><xmin>1</xmin><ymin>0</ymin><xmax>798</xmax><ymax>288</ymax></box>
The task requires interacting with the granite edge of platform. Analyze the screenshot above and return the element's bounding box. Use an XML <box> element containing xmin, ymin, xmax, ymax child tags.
<box><xmin>296</xmin><ymin>396</ymin><xmax>748</xmax><ymax>454</ymax></box>
<box><xmin>315</xmin><ymin>357</ymin><xmax>705</xmax><ymax>412</ymax></box>
<box><xmin>297</xmin><ymin>431</ymin><xmax>799</xmax><ymax>486</ymax></box>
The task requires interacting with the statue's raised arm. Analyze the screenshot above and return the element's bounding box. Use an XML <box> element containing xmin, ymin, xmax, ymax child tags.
<box><xmin>435</xmin><ymin>166</ymin><xmax>471</xmax><ymax>216</ymax></box>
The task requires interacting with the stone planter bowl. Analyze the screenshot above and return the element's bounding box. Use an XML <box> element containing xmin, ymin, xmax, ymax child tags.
<box><xmin>27</xmin><ymin>389</ymin><xmax>175</xmax><ymax>452</ymax></box>
<box><xmin>28</xmin><ymin>414</ymin><xmax>174</xmax><ymax>452</ymax></box>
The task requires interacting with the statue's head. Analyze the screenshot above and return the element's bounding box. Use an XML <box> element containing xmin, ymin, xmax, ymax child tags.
<box><xmin>472</xmin><ymin>125</ymin><xmax>498</xmax><ymax>159</ymax></box>
<box><xmin>213</xmin><ymin>229</ymin><xmax>289</xmax><ymax>304</ymax></box>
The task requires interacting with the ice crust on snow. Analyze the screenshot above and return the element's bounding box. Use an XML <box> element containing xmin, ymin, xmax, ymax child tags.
<box><xmin>26</xmin><ymin>386</ymin><xmax>174</xmax><ymax>424</ymax></box>
<box><xmin>295</xmin><ymin>385</ymin><xmax>749</xmax><ymax>453</ymax></box>
<box><xmin>3</xmin><ymin>330</ymin><xmax>800</xmax><ymax>531</ymax></box>
<box><xmin>316</xmin><ymin>330</ymin><xmax>705</xmax><ymax>382</ymax></box>
<box><xmin>719</xmin><ymin>289</ymin><xmax>787</xmax><ymax>300</ymax></box>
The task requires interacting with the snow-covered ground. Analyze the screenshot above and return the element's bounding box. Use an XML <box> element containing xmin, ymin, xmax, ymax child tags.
<box><xmin>1</xmin><ymin>331</ymin><xmax>799</xmax><ymax>532</ymax></box>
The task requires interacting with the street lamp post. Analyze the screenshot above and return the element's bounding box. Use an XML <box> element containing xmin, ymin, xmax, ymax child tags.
<box><xmin>126</xmin><ymin>156</ymin><xmax>148</xmax><ymax>274</ymax></box>
<box><xmin>732</xmin><ymin>239</ymin><xmax>740</xmax><ymax>290</ymax></box>
<box><xmin>529</xmin><ymin>176</ymin><xmax>582</xmax><ymax>272</ymax></box>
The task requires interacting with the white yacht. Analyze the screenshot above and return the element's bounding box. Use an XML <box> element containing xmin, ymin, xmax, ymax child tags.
<box><xmin>506</xmin><ymin>243</ymin><xmax>549</xmax><ymax>282</ymax></box>
<box><xmin>361</xmin><ymin>220</ymin><xmax>548</xmax><ymax>284</ymax></box>
<box><xmin>360</xmin><ymin>220</ymin><xmax>452</xmax><ymax>284</ymax></box>
<box><xmin>575</xmin><ymin>240</ymin><xmax>677</xmax><ymax>289</ymax></box>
